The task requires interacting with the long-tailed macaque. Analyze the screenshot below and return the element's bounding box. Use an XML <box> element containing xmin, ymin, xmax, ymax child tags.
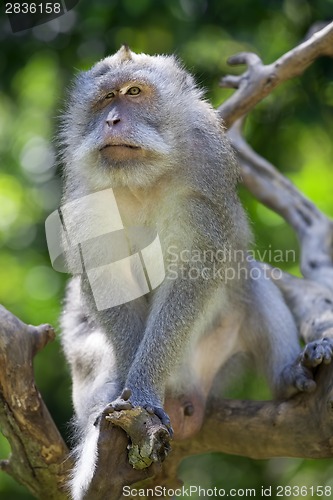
<box><xmin>59</xmin><ymin>46</ymin><xmax>326</xmax><ymax>499</ymax></box>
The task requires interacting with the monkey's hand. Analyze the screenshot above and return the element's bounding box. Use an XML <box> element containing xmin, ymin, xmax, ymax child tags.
<box><xmin>106</xmin><ymin>388</ymin><xmax>172</xmax><ymax>467</ymax></box>
<box><xmin>300</xmin><ymin>337</ymin><xmax>333</xmax><ymax>368</ymax></box>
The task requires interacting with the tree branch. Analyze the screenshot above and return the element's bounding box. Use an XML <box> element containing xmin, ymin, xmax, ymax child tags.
<box><xmin>175</xmin><ymin>360</ymin><xmax>333</xmax><ymax>461</ymax></box>
<box><xmin>0</xmin><ymin>305</ymin><xmax>71</xmax><ymax>499</ymax></box>
<box><xmin>79</xmin><ymin>360</ymin><xmax>333</xmax><ymax>500</ymax></box>
<box><xmin>227</xmin><ymin>120</ymin><xmax>333</xmax><ymax>344</ymax></box>
<box><xmin>2</xmin><ymin>301</ymin><xmax>333</xmax><ymax>500</ymax></box>
<box><xmin>228</xmin><ymin>120</ymin><xmax>333</xmax><ymax>285</ymax></box>
<box><xmin>219</xmin><ymin>22</ymin><xmax>333</xmax><ymax>128</ymax></box>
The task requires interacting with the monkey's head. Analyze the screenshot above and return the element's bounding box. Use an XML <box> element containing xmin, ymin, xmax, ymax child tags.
<box><xmin>61</xmin><ymin>46</ymin><xmax>223</xmax><ymax>190</ymax></box>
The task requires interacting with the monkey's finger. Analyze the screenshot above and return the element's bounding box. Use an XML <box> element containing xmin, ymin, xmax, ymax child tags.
<box><xmin>152</xmin><ymin>407</ymin><xmax>174</xmax><ymax>438</ymax></box>
<box><xmin>298</xmin><ymin>379</ymin><xmax>316</xmax><ymax>393</ymax></box>
<box><xmin>121</xmin><ymin>388</ymin><xmax>132</xmax><ymax>401</ymax></box>
<box><xmin>145</xmin><ymin>406</ymin><xmax>155</xmax><ymax>415</ymax></box>
<box><xmin>321</xmin><ymin>338</ymin><xmax>333</xmax><ymax>364</ymax></box>
<box><xmin>295</xmin><ymin>374</ymin><xmax>316</xmax><ymax>393</ymax></box>
<box><xmin>112</xmin><ymin>400</ymin><xmax>133</xmax><ymax>411</ymax></box>
<box><xmin>94</xmin><ymin>415</ymin><xmax>102</xmax><ymax>426</ymax></box>
<box><xmin>302</xmin><ymin>338</ymin><xmax>333</xmax><ymax>367</ymax></box>
<box><xmin>323</xmin><ymin>350</ymin><xmax>333</xmax><ymax>364</ymax></box>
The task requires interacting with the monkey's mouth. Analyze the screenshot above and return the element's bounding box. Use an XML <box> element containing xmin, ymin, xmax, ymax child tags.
<box><xmin>100</xmin><ymin>143</ymin><xmax>141</xmax><ymax>151</ymax></box>
<box><xmin>99</xmin><ymin>143</ymin><xmax>143</xmax><ymax>162</ymax></box>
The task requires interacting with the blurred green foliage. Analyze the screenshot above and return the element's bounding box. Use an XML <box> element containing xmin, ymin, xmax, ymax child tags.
<box><xmin>0</xmin><ymin>0</ymin><xmax>333</xmax><ymax>498</ymax></box>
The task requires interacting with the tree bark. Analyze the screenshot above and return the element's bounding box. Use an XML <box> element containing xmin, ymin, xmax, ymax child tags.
<box><xmin>0</xmin><ymin>306</ymin><xmax>71</xmax><ymax>499</ymax></box>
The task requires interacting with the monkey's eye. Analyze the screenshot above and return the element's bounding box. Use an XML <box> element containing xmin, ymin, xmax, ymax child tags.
<box><xmin>126</xmin><ymin>86</ymin><xmax>141</xmax><ymax>96</ymax></box>
<box><xmin>104</xmin><ymin>91</ymin><xmax>115</xmax><ymax>99</ymax></box>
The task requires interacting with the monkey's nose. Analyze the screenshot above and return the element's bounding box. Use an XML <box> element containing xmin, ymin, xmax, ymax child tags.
<box><xmin>106</xmin><ymin>117</ymin><xmax>121</xmax><ymax>126</ymax></box>
<box><xmin>106</xmin><ymin>110</ymin><xmax>121</xmax><ymax>126</ymax></box>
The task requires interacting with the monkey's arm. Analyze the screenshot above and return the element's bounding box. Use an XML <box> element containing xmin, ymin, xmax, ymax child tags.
<box><xmin>61</xmin><ymin>277</ymin><xmax>148</xmax><ymax>424</ymax></box>
<box><xmin>124</xmin><ymin>269</ymin><xmax>220</xmax><ymax>426</ymax></box>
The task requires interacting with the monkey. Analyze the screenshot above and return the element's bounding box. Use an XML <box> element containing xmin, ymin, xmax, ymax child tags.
<box><xmin>58</xmin><ymin>46</ymin><xmax>332</xmax><ymax>500</ymax></box>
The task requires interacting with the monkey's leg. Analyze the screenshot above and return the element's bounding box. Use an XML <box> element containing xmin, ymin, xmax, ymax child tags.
<box><xmin>61</xmin><ymin>281</ymin><xmax>117</xmax><ymax>499</ymax></box>
<box><xmin>61</xmin><ymin>277</ymin><xmax>149</xmax><ymax>499</ymax></box>
<box><xmin>61</xmin><ymin>277</ymin><xmax>149</xmax><ymax>423</ymax></box>
<box><xmin>164</xmin><ymin>309</ymin><xmax>246</xmax><ymax>441</ymax></box>
<box><xmin>242</xmin><ymin>271</ymin><xmax>317</xmax><ymax>399</ymax></box>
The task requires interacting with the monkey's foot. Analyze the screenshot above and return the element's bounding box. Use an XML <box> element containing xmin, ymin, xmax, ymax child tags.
<box><xmin>301</xmin><ymin>337</ymin><xmax>333</xmax><ymax>367</ymax></box>
<box><xmin>279</xmin><ymin>359</ymin><xmax>316</xmax><ymax>398</ymax></box>
<box><xmin>143</xmin><ymin>404</ymin><xmax>173</xmax><ymax>437</ymax></box>
<box><xmin>105</xmin><ymin>390</ymin><xmax>172</xmax><ymax>469</ymax></box>
<box><xmin>107</xmin><ymin>388</ymin><xmax>173</xmax><ymax>435</ymax></box>
<box><xmin>280</xmin><ymin>338</ymin><xmax>333</xmax><ymax>398</ymax></box>
<box><xmin>284</xmin><ymin>362</ymin><xmax>317</xmax><ymax>394</ymax></box>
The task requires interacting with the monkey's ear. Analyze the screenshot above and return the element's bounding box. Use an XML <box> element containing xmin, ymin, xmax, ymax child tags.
<box><xmin>116</xmin><ymin>44</ymin><xmax>133</xmax><ymax>62</ymax></box>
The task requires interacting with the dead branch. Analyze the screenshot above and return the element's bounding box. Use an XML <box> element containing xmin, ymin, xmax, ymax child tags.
<box><xmin>219</xmin><ymin>21</ymin><xmax>333</xmax><ymax>128</ymax></box>
<box><xmin>173</xmin><ymin>359</ymin><xmax>333</xmax><ymax>463</ymax></box>
<box><xmin>83</xmin><ymin>408</ymin><xmax>162</xmax><ymax>500</ymax></box>
<box><xmin>264</xmin><ymin>267</ymin><xmax>333</xmax><ymax>344</ymax></box>
<box><xmin>228</xmin><ymin>119</ymin><xmax>333</xmax><ymax>285</ymax></box>
<box><xmin>227</xmin><ymin>121</ymin><xmax>333</xmax><ymax>343</ymax></box>
<box><xmin>0</xmin><ymin>305</ymin><xmax>71</xmax><ymax>499</ymax></box>
<box><xmin>2</xmin><ymin>300</ymin><xmax>333</xmax><ymax>500</ymax></box>
<box><xmin>83</xmin><ymin>359</ymin><xmax>333</xmax><ymax>500</ymax></box>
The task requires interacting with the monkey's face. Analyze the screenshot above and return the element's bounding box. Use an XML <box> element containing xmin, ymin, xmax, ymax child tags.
<box><xmin>61</xmin><ymin>46</ymin><xmax>217</xmax><ymax>189</ymax></box>
<box><xmin>95</xmin><ymin>80</ymin><xmax>168</xmax><ymax>165</ymax></box>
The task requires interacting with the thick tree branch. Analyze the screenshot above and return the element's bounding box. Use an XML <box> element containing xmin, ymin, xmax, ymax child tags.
<box><xmin>174</xmin><ymin>360</ymin><xmax>333</xmax><ymax>462</ymax></box>
<box><xmin>264</xmin><ymin>267</ymin><xmax>333</xmax><ymax>343</ymax></box>
<box><xmin>80</xmin><ymin>359</ymin><xmax>333</xmax><ymax>500</ymax></box>
<box><xmin>219</xmin><ymin>22</ymin><xmax>333</xmax><ymax>128</ymax></box>
<box><xmin>227</xmin><ymin>120</ymin><xmax>333</xmax><ymax>285</ymax></box>
<box><xmin>2</xmin><ymin>301</ymin><xmax>333</xmax><ymax>500</ymax></box>
<box><xmin>0</xmin><ymin>305</ymin><xmax>71</xmax><ymax>499</ymax></box>
<box><xmin>227</xmin><ymin>121</ymin><xmax>333</xmax><ymax>343</ymax></box>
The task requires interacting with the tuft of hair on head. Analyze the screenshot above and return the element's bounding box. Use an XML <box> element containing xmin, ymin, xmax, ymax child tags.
<box><xmin>115</xmin><ymin>44</ymin><xmax>133</xmax><ymax>62</ymax></box>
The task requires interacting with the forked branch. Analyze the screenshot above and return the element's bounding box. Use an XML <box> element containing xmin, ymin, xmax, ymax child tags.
<box><xmin>219</xmin><ymin>21</ymin><xmax>333</xmax><ymax>128</ymax></box>
<box><xmin>227</xmin><ymin>120</ymin><xmax>333</xmax><ymax>344</ymax></box>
